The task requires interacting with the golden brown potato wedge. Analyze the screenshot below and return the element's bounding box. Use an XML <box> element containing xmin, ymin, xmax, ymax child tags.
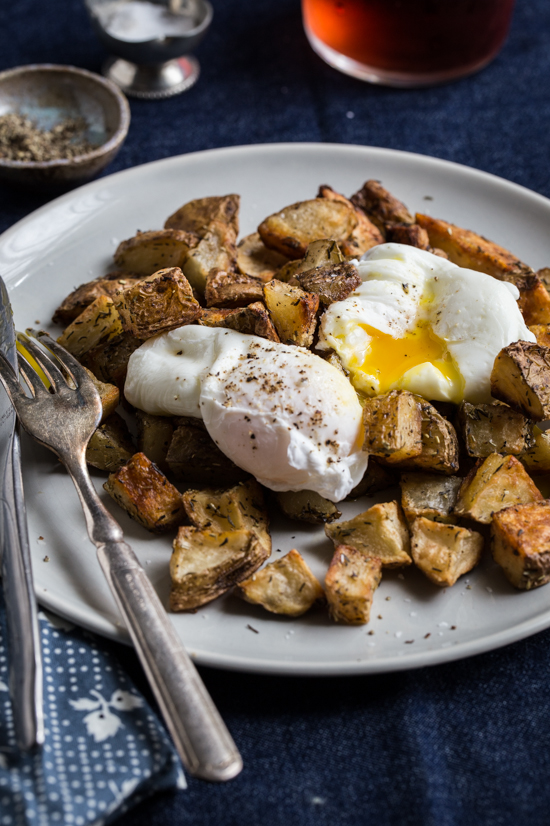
<box><xmin>514</xmin><ymin>272</ymin><xmax>550</xmax><ymax>325</ymax></box>
<box><xmin>274</xmin><ymin>238</ymin><xmax>346</xmax><ymax>284</ymax></box>
<box><xmin>182</xmin><ymin>479</ymin><xmax>271</xmax><ymax>555</ymax></box>
<box><xmin>492</xmin><ymin>500</ymin><xmax>550</xmax><ymax>589</ymax></box>
<box><xmin>410</xmin><ymin>517</ymin><xmax>484</xmax><ymax>587</ymax></box>
<box><xmin>238</xmin><ymin>549</ymin><xmax>324</xmax><ymax>617</ymax></box>
<box><xmin>457</xmin><ymin>401</ymin><xmax>535</xmax><ymax>458</ymax></box>
<box><xmin>295</xmin><ymin>261</ymin><xmax>361</xmax><ymax>307</ymax></box>
<box><xmin>211</xmin><ymin>301</ymin><xmax>280</xmax><ymax>341</ymax></box>
<box><xmin>167</xmin><ymin>418</ymin><xmax>249</xmax><ymax>487</ymax></box>
<box><xmin>490</xmin><ymin>340</ymin><xmax>550</xmax><ymax>421</ymax></box>
<box><xmin>325</xmin><ymin>545</ymin><xmax>382</xmax><ymax>625</ymax></box>
<box><xmin>415</xmin><ymin>213</ymin><xmax>532</xmax><ymax>280</ymax></box>
<box><xmin>205</xmin><ymin>268</ymin><xmax>265</xmax><ymax>309</ymax></box>
<box><xmin>236</xmin><ymin>232</ymin><xmax>289</xmax><ymax>282</ymax></box>
<box><xmin>317</xmin><ymin>184</ymin><xmax>384</xmax><ymax>256</ymax></box>
<box><xmin>183</xmin><ymin>220</ymin><xmax>238</xmax><ymax>293</ymax></box>
<box><xmin>52</xmin><ymin>271</ymin><xmax>142</xmax><ymax>326</ymax></box>
<box><xmin>165</xmin><ymin>194</ymin><xmax>240</xmax><ymax>237</ymax></box>
<box><xmin>263</xmin><ymin>279</ymin><xmax>319</xmax><ymax>347</ymax></box>
<box><xmin>325</xmin><ymin>501</ymin><xmax>411</xmax><ymax>568</ymax></box>
<box><xmin>276</xmin><ymin>490</ymin><xmax>341</xmax><ymax>524</ymax></box>
<box><xmin>135</xmin><ymin>410</ymin><xmax>174</xmax><ymax>473</ymax></box>
<box><xmin>400</xmin><ymin>473</ymin><xmax>462</xmax><ymax>524</ymax></box>
<box><xmin>114</xmin><ymin>229</ymin><xmax>197</xmax><ymax>275</ymax></box>
<box><xmin>116</xmin><ymin>267</ymin><xmax>201</xmax><ymax>339</ymax></box>
<box><xmin>362</xmin><ymin>390</ymin><xmax>422</xmax><ymax>463</ymax></box>
<box><xmin>198</xmin><ymin>307</ymin><xmax>234</xmax><ymax>327</ymax></box>
<box><xmin>529</xmin><ymin>324</ymin><xmax>550</xmax><ymax>348</ymax></box>
<box><xmin>258</xmin><ymin>198</ymin><xmax>358</xmax><ymax>259</ymax></box>
<box><xmin>170</xmin><ymin>527</ymin><xmax>268</xmax><ymax>611</ymax></box>
<box><xmin>58</xmin><ymin>295</ymin><xmax>123</xmax><ymax>359</ymax></box>
<box><xmin>104</xmin><ymin>452</ymin><xmax>186</xmax><ymax>533</ymax></box>
<box><xmin>396</xmin><ymin>398</ymin><xmax>459</xmax><ymax>475</ymax></box>
<box><xmin>351</xmin><ymin>180</ymin><xmax>414</xmax><ymax>234</ymax></box>
<box><xmin>453</xmin><ymin>453</ymin><xmax>543</xmax><ymax>524</ymax></box>
<box><xmin>84</xmin><ymin>367</ymin><xmax>120</xmax><ymax>423</ymax></box>
<box><xmin>86</xmin><ymin>413</ymin><xmax>134</xmax><ymax>473</ymax></box>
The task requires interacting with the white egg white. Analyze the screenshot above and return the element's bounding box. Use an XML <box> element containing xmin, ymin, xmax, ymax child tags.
<box><xmin>125</xmin><ymin>326</ymin><xmax>368</xmax><ymax>502</ymax></box>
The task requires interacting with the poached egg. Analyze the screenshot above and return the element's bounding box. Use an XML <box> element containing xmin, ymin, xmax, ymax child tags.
<box><xmin>319</xmin><ymin>243</ymin><xmax>536</xmax><ymax>405</ymax></box>
<box><xmin>125</xmin><ymin>325</ymin><xmax>368</xmax><ymax>501</ymax></box>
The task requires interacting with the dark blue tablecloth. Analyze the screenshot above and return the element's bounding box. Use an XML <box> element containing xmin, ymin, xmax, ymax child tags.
<box><xmin>2</xmin><ymin>1</ymin><xmax>550</xmax><ymax>824</ymax></box>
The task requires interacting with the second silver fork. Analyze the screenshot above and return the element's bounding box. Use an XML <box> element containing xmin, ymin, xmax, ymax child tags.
<box><xmin>0</xmin><ymin>328</ymin><xmax>243</xmax><ymax>782</ymax></box>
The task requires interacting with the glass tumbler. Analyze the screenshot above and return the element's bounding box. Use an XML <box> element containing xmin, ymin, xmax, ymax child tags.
<box><xmin>301</xmin><ymin>0</ymin><xmax>517</xmax><ymax>87</ymax></box>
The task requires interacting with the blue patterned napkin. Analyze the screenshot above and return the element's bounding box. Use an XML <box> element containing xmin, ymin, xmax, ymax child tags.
<box><xmin>0</xmin><ymin>591</ymin><xmax>185</xmax><ymax>825</ymax></box>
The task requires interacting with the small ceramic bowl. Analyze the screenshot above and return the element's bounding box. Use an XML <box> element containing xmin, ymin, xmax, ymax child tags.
<box><xmin>0</xmin><ymin>64</ymin><xmax>130</xmax><ymax>187</ymax></box>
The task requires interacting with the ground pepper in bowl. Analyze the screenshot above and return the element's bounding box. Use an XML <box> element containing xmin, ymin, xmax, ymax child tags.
<box><xmin>0</xmin><ymin>113</ymin><xmax>96</xmax><ymax>162</ymax></box>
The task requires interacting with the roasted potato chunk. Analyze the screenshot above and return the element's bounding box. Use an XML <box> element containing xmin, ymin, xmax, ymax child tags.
<box><xmin>529</xmin><ymin>324</ymin><xmax>550</xmax><ymax>348</ymax></box>
<box><xmin>276</xmin><ymin>490</ymin><xmax>341</xmax><ymax>524</ymax></box>
<box><xmin>400</xmin><ymin>473</ymin><xmax>462</xmax><ymax>524</ymax></box>
<box><xmin>165</xmin><ymin>194</ymin><xmax>240</xmax><ymax>237</ymax></box>
<box><xmin>170</xmin><ymin>527</ymin><xmax>268</xmax><ymax>611</ymax></box>
<box><xmin>385</xmin><ymin>222</ymin><xmax>430</xmax><ymax>249</ymax></box>
<box><xmin>317</xmin><ymin>184</ymin><xmax>384</xmax><ymax>256</ymax></box>
<box><xmin>238</xmin><ymin>550</ymin><xmax>324</xmax><ymax>617</ymax></box>
<box><xmin>86</xmin><ymin>413</ymin><xmax>134</xmax><ymax>472</ymax></box>
<box><xmin>104</xmin><ymin>452</ymin><xmax>186</xmax><ymax>533</ymax></box>
<box><xmin>514</xmin><ymin>272</ymin><xmax>550</xmax><ymax>326</ymax></box>
<box><xmin>492</xmin><ymin>500</ymin><xmax>550</xmax><ymax>589</ymax></box>
<box><xmin>84</xmin><ymin>367</ymin><xmax>119</xmax><ymax>423</ymax></box>
<box><xmin>325</xmin><ymin>501</ymin><xmax>411</xmax><ymax>568</ymax></box>
<box><xmin>362</xmin><ymin>390</ymin><xmax>422</xmax><ymax>463</ymax></box>
<box><xmin>166</xmin><ymin>418</ymin><xmax>249</xmax><ymax>487</ymax></box>
<box><xmin>212</xmin><ymin>301</ymin><xmax>280</xmax><ymax>341</ymax></box>
<box><xmin>491</xmin><ymin>340</ymin><xmax>550</xmax><ymax>421</ymax></box>
<box><xmin>351</xmin><ymin>180</ymin><xmax>414</xmax><ymax>233</ymax></box>
<box><xmin>295</xmin><ymin>261</ymin><xmax>361</xmax><ymax>307</ymax></box>
<box><xmin>182</xmin><ymin>479</ymin><xmax>271</xmax><ymax>554</ymax></box>
<box><xmin>453</xmin><ymin>453</ymin><xmax>543</xmax><ymax>524</ymax></box>
<box><xmin>325</xmin><ymin>545</ymin><xmax>382</xmax><ymax>625</ymax></box>
<box><xmin>114</xmin><ymin>229</ymin><xmax>196</xmax><ymax>275</ymax></box>
<box><xmin>396</xmin><ymin>398</ymin><xmax>459</xmax><ymax>475</ymax></box>
<box><xmin>258</xmin><ymin>198</ymin><xmax>358</xmax><ymax>260</ymax></box>
<box><xmin>116</xmin><ymin>267</ymin><xmax>201</xmax><ymax>339</ymax></box>
<box><xmin>183</xmin><ymin>220</ymin><xmax>238</xmax><ymax>293</ymax></box>
<box><xmin>135</xmin><ymin>411</ymin><xmax>174</xmax><ymax>472</ymax></box>
<box><xmin>205</xmin><ymin>268</ymin><xmax>265</xmax><ymax>309</ymax></box>
<box><xmin>80</xmin><ymin>331</ymin><xmax>142</xmax><ymax>389</ymax></box>
<box><xmin>263</xmin><ymin>279</ymin><xmax>319</xmax><ymax>347</ymax></box>
<box><xmin>411</xmin><ymin>517</ymin><xmax>483</xmax><ymax>587</ymax></box>
<box><xmin>457</xmin><ymin>401</ymin><xmax>535</xmax><ymax>458</ymax></box>
<box><xmin>58</xmin><ymin>295</ymin><xmax>123</xmax><ymax>358</ymax></box>
<box><xmin>198</xmin><ymin>307</ymin><xmax>234</xmax><ymax>327</ymax></box>
<box><xmin>52</xmin><ymin>271</ymin><xmax>142</xmax><ymax>326</ymax></box>
<box><xmin>345</xmin><ymin>458</ymin><xmax>397</xmax><ymax>500</ymax></box>
<box><xmin>236</xmin><ymin>232</ymin><xmax>289</xmax><ymax>282</ymax></box>
<box><xmin>275</xmin><ymin>238</ymin><xmax>346</xmax><ymax>284</ymax></box>
<box><xmin>415</xmin><ymin>213</ymin><xmax>532</xmax><ymax>281</ymax></box>
<box><xmin>520</xmin><ymin>426</ymin><xmax>550</xmax><ymax>473</ymax></box>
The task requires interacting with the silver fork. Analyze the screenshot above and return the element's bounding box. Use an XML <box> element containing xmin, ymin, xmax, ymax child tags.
<box><xmin>0</xmin><ymin>328</ymin><xmax>242</xmax><ymax>782</ymax></box>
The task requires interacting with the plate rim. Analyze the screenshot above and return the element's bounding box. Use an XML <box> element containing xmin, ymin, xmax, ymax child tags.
<box><xmin>5</xmin><ymin>140</ymin><xmax>550</xmax><ymax>676</ymax></box>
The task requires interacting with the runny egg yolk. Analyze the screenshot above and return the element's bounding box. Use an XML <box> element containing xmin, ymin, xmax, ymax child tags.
<box><xmin>352</xmin><ymin>321</ymin><xmax>462</xmax><ymax>395</ymax></box>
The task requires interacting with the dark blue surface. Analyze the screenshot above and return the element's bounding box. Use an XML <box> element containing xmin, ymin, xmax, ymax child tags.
<box><xmin>2</xmin><ymin>1</ymin><xmax>550</xmax><ymax>824</ymax></box>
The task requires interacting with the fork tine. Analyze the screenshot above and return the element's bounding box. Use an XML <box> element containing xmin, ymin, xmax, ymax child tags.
<box><xmin>17</xmin><ymin>353</ymin><xmax>51</xmax><ymax>398</ymax></box>
<box><xmin>0</xmin><ymin>351</ymin><xmax>29</xmax><ymax>408</ymax></box>
<box><xmin>27</xmin><ymin>329</ymin><xmax>95</xmax><ymax>390</ymax></box>
<box><xmin>16</xmin><ymin>332</ymin><xmax>68</xmax><ymax>391</ymax></box>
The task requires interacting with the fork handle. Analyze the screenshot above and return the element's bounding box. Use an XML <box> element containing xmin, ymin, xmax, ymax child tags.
<box><xmin>66</xmin><ymin>452</ymin><xmax>243</xmax><ymax>782</ymax></box>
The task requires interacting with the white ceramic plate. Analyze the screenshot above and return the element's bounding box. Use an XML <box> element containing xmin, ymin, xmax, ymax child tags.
<box><xmin>2</xmin><ymin>143</ymin><xmax>550</xmax><ymax>676</ymax></box>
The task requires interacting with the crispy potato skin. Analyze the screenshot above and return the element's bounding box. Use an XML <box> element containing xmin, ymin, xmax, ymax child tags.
<box><xmin>205</xmin><ymin>268</ymin><xmax>265</xmax><ymax>309</ymax></box>
<box><xmin>86</xmin><ymin>413</ymin><xmax>134</xmax><ymax>473</ymax></box>
<box><xmin>491</xmin><ymin>500</ymin><xmax>550</xmax><ymax>589</ymax></box>
<box><xmin>211</xmin><ymin>301</ymin><xmax>281</xmax><ymax>341</ymax></box>
<box><xmin>317</xmin><ymin>184</ymin><xmax>384</xmax><ymax>255</ymax></box>
<box><xmin>238</xmin><ymin>549</ymin><xmax>324</xmax><ymax>617</ymax></box>
<box><xmin>80</xmin><ymin>331</ymin><xmax>142</xmax><ymax>389</ymax></box>
<box><xmin>258</xmin><ymin>198</ymin><xmax>358</xmax><ymax>259</ymax></box>
<box><xmin>457</xmin><ymin>401</ymin><xmax>535</xmax><ymax>458</ymax></box>
<box><xmin>237</xmin><ymin>232</ymin><xmax>289</xmax><ymax>281</ymax></box>
<box><xmin>453</xmin><ymin>453</ymin><xmax>543</xmax><ymax>524</ymax></box>
<box><xmin>400</xmin><ymin>473</ymin><xmax>462</xmax><ymax>524</ymax></box>
<box><xmin>52</xmin><ymin>271</ymin><xmax>142</xmax><ymax>326</ymax></box>
<box><xmin>114</xmin><ymin>229</ymin><xmax>197</xmax><ymax>275</ymax></box>
<box><xmin>411</xmin><ymin>517</ymin><xmax>484</xmax><ymax>587</ymax></box>
<box><xmin>490</xmin><ymin>340</ymin><xmax>550</xmax><ymax>420</ymax></box>
<box><xmin>362</xmin><ymin>390</ymin><xmax>422</xmax><ymax>463</ymax></box>
<box><xmin>529</xmin><ymin>324</ymin><xmax>550</xmax><ymax>348</ymax></box>
<box><xmin>351</xmin><ymin>180</ymin><xmax>414</xmax><ymax>233</ymax></box>
<box><xmin>295</xmin><ymin>261</ymin><xmax>361</xmax><ymax>307</ymax></box>
<box><xmin>325</xmin><ymin>501</ymin><xmax>411</xmax><ymax>568</ymax></box>
<box><xmin>385</xmin><ymin>222</ymin><xmax>430</xmax><ymax>249</ymax></box>
<box><xmin>164</xmin><ymin>194</ymin><xmax>240</xmax><ymax>237</ymax></box>
<box><xmin>396</xmin><ymin>398</ymin><xmax>459</xmax><ymax>475</ymax></box>
<box><xmin>58</xmin><ymin>295</ymin><xmax>123</xmax><ymax>359</ymax></box>
<box><xmin>520</xmin><ymin>427</ymin><xmax>550</xmax><ymax>473</ymax></box>
<box><xmin>183</xmin><ymin>220</ymin><xmax>238</xmax><ymax>293</ymax></box>
<box><xmin>325</xmin><ymin>545</ymin><xmax>382</xmax><ymax>625</ymax></box>
<box><xmin>83</xmin><ymin>367</ymin><xmax>119</xmax><ymax>423</ymax></box>
<box><xmin>116</xmin><ymin>267</ymin><xmax>201</xmax><ymax>339</ymax></box>
<box><xmin>514</xmin><ymin>273</ymin><xmax>550</xmax><ymax>325</ymax></box>
<box><xmin>104</xmin><ymin>452</ymin><xmax>186</xmax><ymax>533</ymax></box>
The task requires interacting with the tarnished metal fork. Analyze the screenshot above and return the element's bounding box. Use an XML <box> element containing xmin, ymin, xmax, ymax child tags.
<box><xmin>0</xmin><ymin>328</ymin><xmax>242</xmax><ymax>782</ymax></box>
